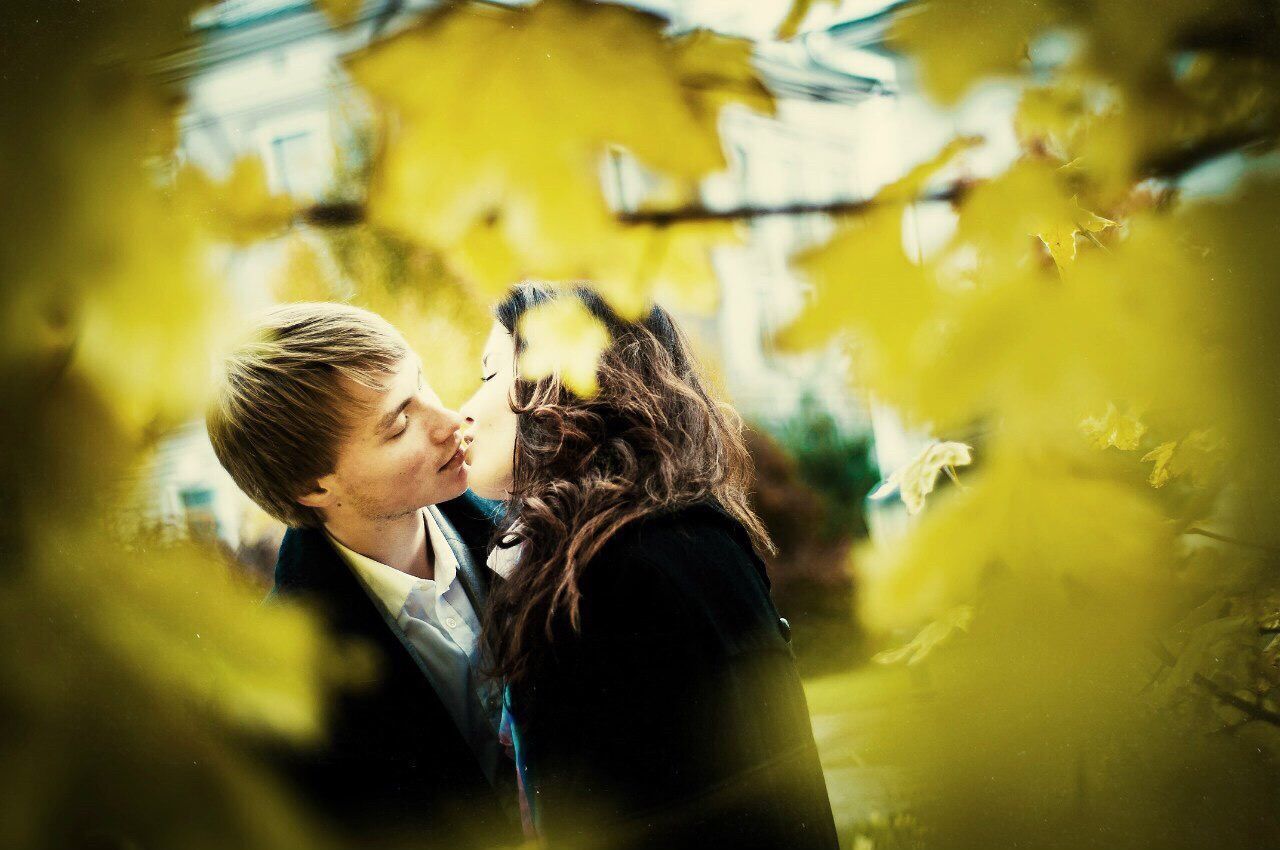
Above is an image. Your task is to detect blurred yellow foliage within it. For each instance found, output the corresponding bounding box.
[517,296,612,398]
[859,448,1178,632]
[359,278,491,409]
[1079,401,1148,451]
[347,0,769,317]
[316,0,363,28]
[1141,428,1222,489]
[176,157,297,247]
[277,229,491,407]
[5,0,1280,845]
[0,3,338,846]
[871,440,972,515]
[954,157,1114,270]
[779,136,978,353]
[775,0,841,40]
[872,604,973,666]
[786,1,1280,844]
[889,0,1055,105]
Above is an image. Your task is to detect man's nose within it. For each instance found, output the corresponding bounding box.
[426,403,466,444]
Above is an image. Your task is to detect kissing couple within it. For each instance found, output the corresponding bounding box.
[208,283,838,850]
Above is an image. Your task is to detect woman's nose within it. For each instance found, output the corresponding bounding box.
[458,390,478,423]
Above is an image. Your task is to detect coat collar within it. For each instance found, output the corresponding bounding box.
[270,499,504,789]
[272,495,494,620]
[427,503,487,614]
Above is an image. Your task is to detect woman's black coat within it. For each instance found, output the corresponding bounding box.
[510,502,840,850]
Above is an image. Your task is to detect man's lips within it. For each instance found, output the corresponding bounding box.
[439,441,465,472]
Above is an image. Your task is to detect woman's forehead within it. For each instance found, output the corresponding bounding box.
[483,323,514,356]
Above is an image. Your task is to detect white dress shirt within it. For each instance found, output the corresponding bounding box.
[327,508,502,782]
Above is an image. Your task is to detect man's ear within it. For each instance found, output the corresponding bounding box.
[296,473,336,510]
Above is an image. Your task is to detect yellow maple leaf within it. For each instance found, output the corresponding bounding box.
[873,604,975,666]
[768,0,839,40]
[779,138,980,355]
[275,235,346,303]
[348,0,767,318]
[879,135,983,204]
[1142,440,1180,488]
[859,456,1177,632]
[275,229,490,407]
[176,156,296,246]
[1042,195,1114,267]
[673,29,777,124]
[451,215,527,301]
[956,158,1114,272]
[517,295,612,397]
[829,163,1224,443]
[888,0,1057,106]
[593,219,734,318]
[1015,83,1091,162]
[1079,401,1147,451]
[775,0,840,40]
[358,276,490,409]
[316,0,363,28]
[783,205,935,354]
[40,93,244,436]
[872,440,974,514]
[1141,429,1221,489]
[774,0,816,41]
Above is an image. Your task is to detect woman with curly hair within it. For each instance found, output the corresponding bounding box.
[459,283,837,850]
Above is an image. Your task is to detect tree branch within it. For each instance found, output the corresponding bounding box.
[296,125,1274,231]
[1185,526,1280,555]
[1148,639,1280,728]
[615,184,969,226]
[301,201,366,227]
[1140,131,1277,181]
[299,184,969,230]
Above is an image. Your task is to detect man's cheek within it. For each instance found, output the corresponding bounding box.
[400,447,428,478]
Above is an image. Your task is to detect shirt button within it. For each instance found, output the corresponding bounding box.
[446,617,458,629]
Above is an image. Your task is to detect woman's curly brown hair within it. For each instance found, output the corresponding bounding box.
[481,283,773,693]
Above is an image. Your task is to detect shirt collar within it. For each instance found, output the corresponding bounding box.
[485,540,522,579]
[325,508,460,615]
[484,520,522,579]
[424,507,460,597]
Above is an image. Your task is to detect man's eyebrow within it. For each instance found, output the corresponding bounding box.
[481,352,490,370]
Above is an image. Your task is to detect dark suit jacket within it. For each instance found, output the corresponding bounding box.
[265,492,519,849]
[509,502,840,850]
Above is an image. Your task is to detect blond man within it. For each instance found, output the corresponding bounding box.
[208,302,518,848]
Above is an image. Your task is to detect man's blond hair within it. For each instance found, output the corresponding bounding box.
[207,301,408,529]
